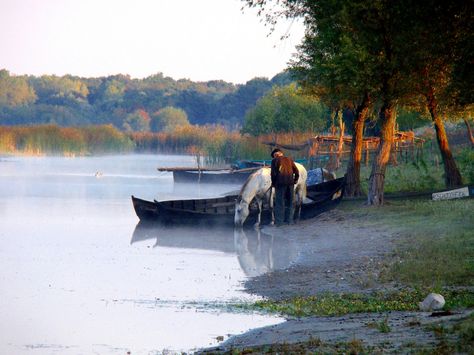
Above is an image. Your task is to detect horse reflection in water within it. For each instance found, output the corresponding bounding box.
[234,228,271,277]
[234,228,298,276]
[131,222,297,277]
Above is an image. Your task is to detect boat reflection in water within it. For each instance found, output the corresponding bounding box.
[131,223,298,277]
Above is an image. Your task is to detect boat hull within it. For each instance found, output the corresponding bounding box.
[173,170,255,184]
[132,177,345,226]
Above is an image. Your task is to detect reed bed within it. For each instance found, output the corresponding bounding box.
[0,125,133,155]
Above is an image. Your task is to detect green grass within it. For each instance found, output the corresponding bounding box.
[342,198,474,288]
[350,146,473,194]
[367,316,392,333]
[238,289,474,318]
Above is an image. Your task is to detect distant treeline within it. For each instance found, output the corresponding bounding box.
[0,69,293,130]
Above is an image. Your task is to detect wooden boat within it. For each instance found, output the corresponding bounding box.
[168,162,322,184]
[232,158,308,170]
[158,166,260,184]
[131,177,345,225]
[172,167,258,184]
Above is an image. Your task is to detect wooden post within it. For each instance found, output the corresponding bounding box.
[326,144,337,172]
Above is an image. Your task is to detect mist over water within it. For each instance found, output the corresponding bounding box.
[0,155,288,354]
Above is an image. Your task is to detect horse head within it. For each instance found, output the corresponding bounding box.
[234,195,250,227]
[234,168,269,227]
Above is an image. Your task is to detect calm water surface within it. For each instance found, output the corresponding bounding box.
[0,155,291,354]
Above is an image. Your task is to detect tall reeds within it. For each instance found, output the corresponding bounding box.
[0,124,133,155]
[0,123,321,162]
[129,126,315,164]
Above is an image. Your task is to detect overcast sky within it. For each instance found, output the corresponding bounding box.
[0,0,305,83]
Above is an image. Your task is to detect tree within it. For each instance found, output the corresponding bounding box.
[150,106,189,133]
[246,0,405,203]
[400,0,473,187]
[0,69,37,106]
[122,109,150,132]
[243,0,473,202]
[289,0,376,197]
[243,84,329,135]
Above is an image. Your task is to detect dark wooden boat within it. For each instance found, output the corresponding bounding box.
[131,177,345,226]
[172,168,257,184]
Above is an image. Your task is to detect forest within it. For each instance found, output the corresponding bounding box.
[0,69,295,129]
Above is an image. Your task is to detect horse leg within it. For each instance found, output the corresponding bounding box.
[269,187,275,225]
[295,187,302,222]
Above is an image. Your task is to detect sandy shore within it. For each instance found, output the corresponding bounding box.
[199,206,472,352]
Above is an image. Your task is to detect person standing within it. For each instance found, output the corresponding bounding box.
[270,148,299,226]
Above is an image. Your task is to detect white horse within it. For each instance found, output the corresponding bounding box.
[234,163,307,227]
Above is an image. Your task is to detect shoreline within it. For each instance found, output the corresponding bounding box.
[200,200,474,353]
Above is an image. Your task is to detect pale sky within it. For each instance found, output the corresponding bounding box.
[0,0,305,83]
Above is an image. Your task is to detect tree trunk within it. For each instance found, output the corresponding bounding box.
[426,89,463,187]
[463,117,474,147]
[345,93,370,197]
[367,102,396,205]
[336,111,345,169]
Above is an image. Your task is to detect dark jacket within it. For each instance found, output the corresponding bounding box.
[271,156,299,186]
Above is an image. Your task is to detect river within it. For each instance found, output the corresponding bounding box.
[0,154,290,354]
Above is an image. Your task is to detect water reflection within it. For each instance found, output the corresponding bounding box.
[0,155,287,353]
[132,223,298,277]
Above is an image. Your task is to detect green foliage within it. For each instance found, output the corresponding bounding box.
[122,109,151,132]
[0,69,37,106]
[243,84,330,135]
[0,70,289,129]
[30,74,89,104]
[457,148,474,184]
[150,106,189,133]
[397,108,430,130]
[387,160,441,193]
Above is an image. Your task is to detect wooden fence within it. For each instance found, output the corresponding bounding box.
[262,131,425,172]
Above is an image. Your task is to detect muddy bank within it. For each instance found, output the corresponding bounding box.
[202,310,472,352]
[245,208,397,300]
[199,205,470,352]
